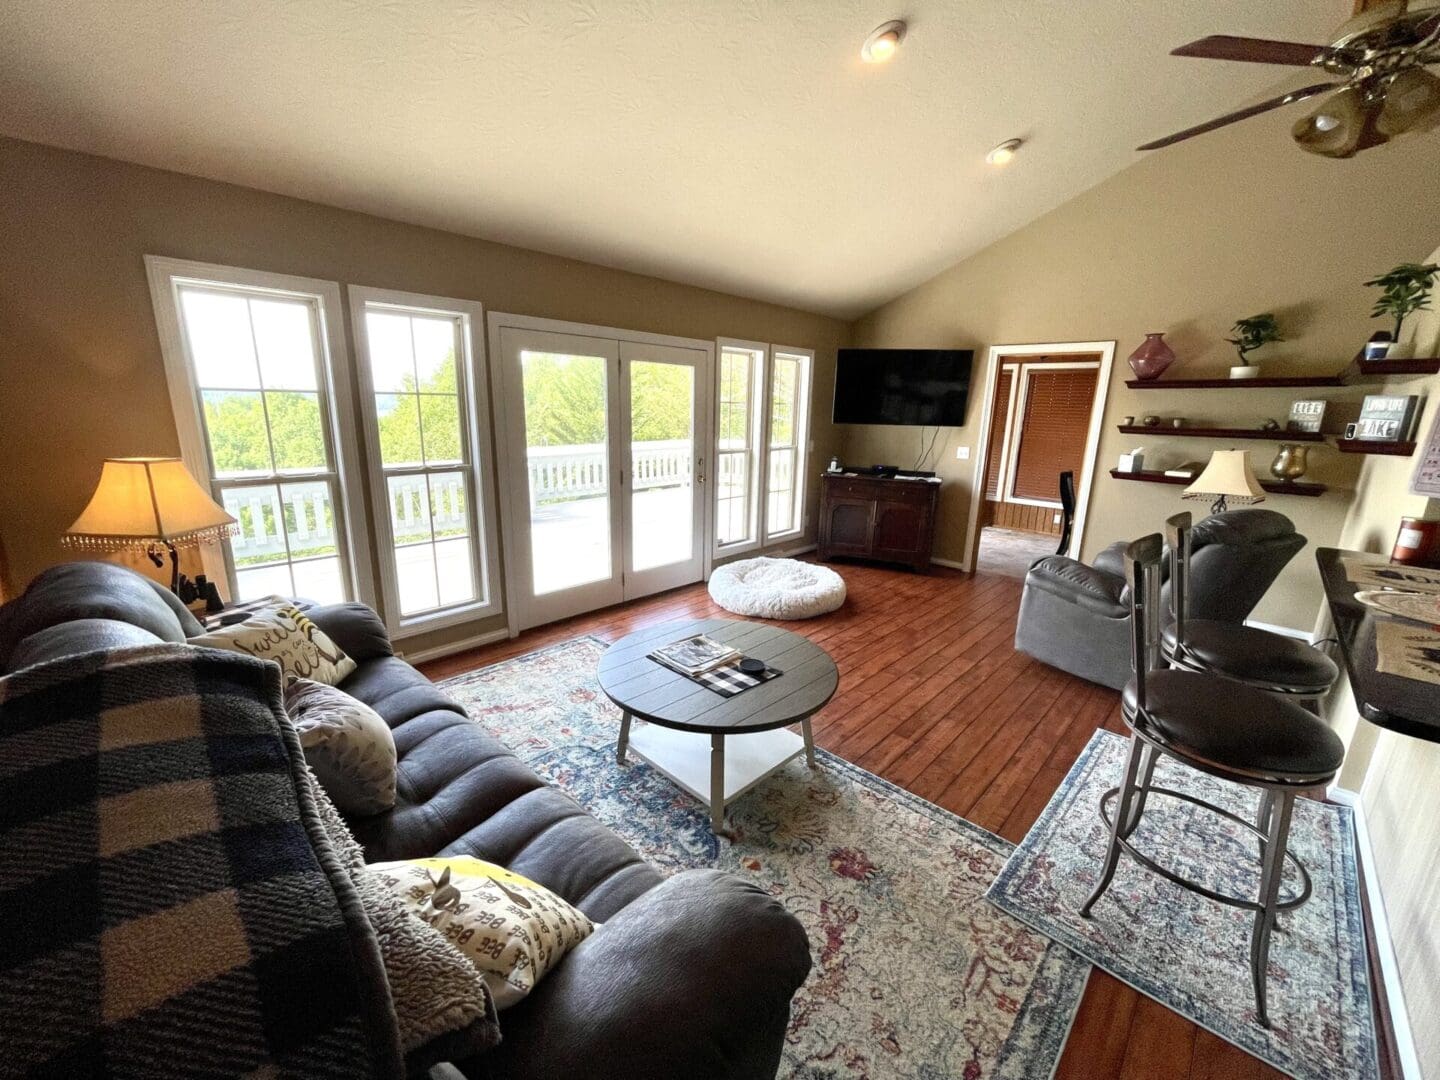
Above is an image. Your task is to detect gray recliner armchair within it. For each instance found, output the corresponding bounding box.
[1014,509,1306,689]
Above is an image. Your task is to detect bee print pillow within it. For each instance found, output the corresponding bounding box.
[368,856,596,1009]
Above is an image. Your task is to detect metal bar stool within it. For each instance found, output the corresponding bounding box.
[1080,534,1345,1028]
[1163,512,1339,710]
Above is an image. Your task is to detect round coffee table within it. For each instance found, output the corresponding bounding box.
[597,617,839,832]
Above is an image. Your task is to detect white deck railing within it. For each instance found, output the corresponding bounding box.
[526,439,692,508]
[222,441,698,563]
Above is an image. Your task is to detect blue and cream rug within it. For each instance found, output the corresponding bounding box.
[441,637,1089,1080]
[987,729,1377,1080]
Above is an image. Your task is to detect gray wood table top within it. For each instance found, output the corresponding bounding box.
[596,618,839,734]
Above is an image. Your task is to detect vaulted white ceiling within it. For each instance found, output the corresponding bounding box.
[0,1,1347,318]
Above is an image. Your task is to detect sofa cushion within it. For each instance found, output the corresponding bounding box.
[9,618,166,670]
[348,708,662,922]
[305,602,396,664]
[0,561,201,670]
[342,656,468,727]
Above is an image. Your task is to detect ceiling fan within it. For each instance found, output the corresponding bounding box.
[1139,0,1440,157]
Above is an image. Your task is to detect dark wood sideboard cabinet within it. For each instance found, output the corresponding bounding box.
[817,473,940,572]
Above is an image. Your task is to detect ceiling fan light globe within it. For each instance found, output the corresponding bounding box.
[1291,85,1368,157]
[1377,68,1440,136]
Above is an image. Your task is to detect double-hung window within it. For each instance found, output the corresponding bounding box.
[713,340,813,555]
[764,348,812,541]
[146,257,370,605]
[715,341,766,553]
[350,287,501,635]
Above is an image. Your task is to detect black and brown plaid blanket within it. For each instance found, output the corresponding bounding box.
[0,644,404,1078]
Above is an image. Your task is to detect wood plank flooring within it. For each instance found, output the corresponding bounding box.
[417,559,1317,1080]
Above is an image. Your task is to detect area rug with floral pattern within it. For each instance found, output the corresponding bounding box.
[986,729,1377,1080]
[439,636,1090,1080]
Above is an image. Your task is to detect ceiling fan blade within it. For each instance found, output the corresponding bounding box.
[1137,83,1337,151]
[1171,34,1331,66]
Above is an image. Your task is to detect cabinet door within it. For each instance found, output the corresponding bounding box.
[871,499,929,565]
[824,498,875,557]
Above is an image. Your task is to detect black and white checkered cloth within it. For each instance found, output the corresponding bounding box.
[0,643,403,1078]
[649,655,782,698]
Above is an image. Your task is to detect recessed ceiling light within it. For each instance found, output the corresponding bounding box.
[861,20,906,63]
[986,138,1024,166]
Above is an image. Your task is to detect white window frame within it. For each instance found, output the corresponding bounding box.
[349,286,503,637]
[1002,360,1102,509]
[762,346,813,543]
[713,338,768,557]
[144,255,374,607]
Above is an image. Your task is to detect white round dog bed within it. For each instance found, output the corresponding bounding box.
[707,558,846,620]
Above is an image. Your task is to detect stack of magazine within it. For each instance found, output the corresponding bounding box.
[647,634,740,676]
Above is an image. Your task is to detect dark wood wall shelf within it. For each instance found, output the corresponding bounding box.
[1334,439,1416,456]
[1108,469,1327,497]
[1125,375,1345,390]
[1355,357,1440,377]
[1317,548,1440,744]
[1117,425,1324,442]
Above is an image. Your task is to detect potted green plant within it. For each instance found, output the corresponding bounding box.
[1226,313,1283,379]
[1364,262,1439,360]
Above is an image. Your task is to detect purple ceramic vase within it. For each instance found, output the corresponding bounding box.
[1127,332,1176,381]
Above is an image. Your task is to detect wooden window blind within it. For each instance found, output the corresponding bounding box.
[984,368,1013,499]
[1011,368,1098,503]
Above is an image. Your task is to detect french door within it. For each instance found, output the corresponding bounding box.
[496,325,710,631]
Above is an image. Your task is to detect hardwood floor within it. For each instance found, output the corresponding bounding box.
[419,560,1294,1080]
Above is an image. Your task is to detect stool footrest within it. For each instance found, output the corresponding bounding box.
[1098,785,1313,912]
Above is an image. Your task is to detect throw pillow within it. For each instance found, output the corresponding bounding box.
[370,856,596,1010]
[284,678,397,815]
[302,768,500,1070]
[192,602,357,684]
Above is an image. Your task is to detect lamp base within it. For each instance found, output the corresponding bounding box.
[146,540,181,594]
[1210,494,1229,515]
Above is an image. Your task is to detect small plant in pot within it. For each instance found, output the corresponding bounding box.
[1226,313,1283,379]
[1364,262,1439,361]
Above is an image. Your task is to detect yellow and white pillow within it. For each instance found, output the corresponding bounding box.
[192,602,357,685]
[369,857,595,1009]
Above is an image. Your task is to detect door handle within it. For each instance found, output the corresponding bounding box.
[696,456,705,484]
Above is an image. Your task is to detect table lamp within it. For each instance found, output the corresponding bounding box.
[1183,449,1266,515]
[63,457,237,594]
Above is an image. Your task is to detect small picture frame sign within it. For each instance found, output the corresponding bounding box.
[1413,405,1440,498]
[1287,399,1326,433]
[1355,394,1421,443]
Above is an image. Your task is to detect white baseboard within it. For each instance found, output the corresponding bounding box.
[397,626,510,665]
[773,542,817,558]
[1243,618,1309,641]
[930,556,967,570]
[1328,786,1421,1079]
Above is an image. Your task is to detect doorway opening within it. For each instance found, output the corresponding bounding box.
[968,342,1115,578]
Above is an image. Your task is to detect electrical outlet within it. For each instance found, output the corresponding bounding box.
[1053,513,1062,524]
[956,446,970,460]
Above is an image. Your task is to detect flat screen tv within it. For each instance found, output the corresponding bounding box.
[832,348,973,426]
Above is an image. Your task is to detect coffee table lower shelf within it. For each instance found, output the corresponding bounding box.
[621,718,816,833]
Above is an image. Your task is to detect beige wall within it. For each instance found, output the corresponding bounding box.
[846,109,1440,629]
[1323,262,1439,1076]
[0,135,848,638]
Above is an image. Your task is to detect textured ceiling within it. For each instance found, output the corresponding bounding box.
[0,1,1348,318]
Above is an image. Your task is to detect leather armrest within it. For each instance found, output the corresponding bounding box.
[303,602,394,663]
[463,869,811,1080]
[1090,541,1129,579]
[1024,556,1129,618]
